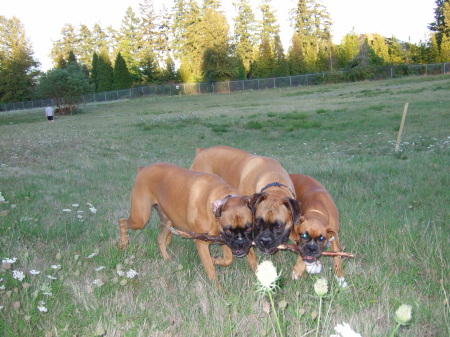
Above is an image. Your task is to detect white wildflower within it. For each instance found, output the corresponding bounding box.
[89,207,97,214]
[255,260,279,291]
[87,252,97,259]
[117,270,125,277]
[0,305,3,310]
[126,269,139,279]
[0,192,6,203]
[12,270,25,282]
[50,265,61,270]
[330,322,362,337]
[395,304,413,325]
[92,279,104,287]
[37,302,48,313]
[77,215,83,219]
[314,278,328,297]
[95,266,106,272]
[2,258,17,264]
[29,270,40,275]
[72,204,79,207]
[47,275,57,280]
[43,292,52,296]
[62,209,72,213]
[0,285,5,290]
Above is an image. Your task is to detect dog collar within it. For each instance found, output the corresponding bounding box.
[260,182,296,198]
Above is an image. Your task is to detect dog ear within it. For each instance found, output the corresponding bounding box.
[241,196,252,207]
[283,198,302,225]
[249,193,267,213]
[211,196,231,218]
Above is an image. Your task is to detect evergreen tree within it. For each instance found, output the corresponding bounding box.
[96,48,113,92]
[439,33,450,61]
[0,16,39,102]
[233,0,257,77]
[288,32,307,74]
[78,24,94,67]
[273,35,289,76]
[386,37,404,64]
[113,52,132,89]
[140,53,159,83]
[200,4,232,82]
[92,24,108,52]
[429,0,450,46]
[50,24,79,67]
[91,52,99,91]
[253,35,275,78]
[55,53,67,69]
[160,54,178,82]
[117,7,142,81]
[337,30,360,68]
[368,34,389,65]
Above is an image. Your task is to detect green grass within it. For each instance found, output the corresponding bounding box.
[0,75,449,336]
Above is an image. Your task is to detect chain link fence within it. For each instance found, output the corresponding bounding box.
[2,62,449,112]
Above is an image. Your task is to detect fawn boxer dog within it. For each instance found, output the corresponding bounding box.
[289,174,347,287]
[118,162,257,287]
[190,146,302,254]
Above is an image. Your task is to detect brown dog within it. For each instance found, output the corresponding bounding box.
[118,162,258,287]
[190,146,302,254]
[289,174,347,287]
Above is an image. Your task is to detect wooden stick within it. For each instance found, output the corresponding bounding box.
[170,228,355,258]
[395,102,409,153]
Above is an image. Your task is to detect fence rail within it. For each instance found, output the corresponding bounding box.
[1,62,449,112]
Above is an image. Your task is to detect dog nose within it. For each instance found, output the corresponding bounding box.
[306,244,319,255]
[259,235,273,247]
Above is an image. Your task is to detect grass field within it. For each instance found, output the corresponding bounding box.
[0,75,449,336]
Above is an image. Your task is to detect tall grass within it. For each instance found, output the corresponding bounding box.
[0,75,449,336]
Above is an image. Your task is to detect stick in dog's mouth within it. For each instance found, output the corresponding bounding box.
[169,227,355,258]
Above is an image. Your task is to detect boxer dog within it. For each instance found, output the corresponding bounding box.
[289,174,347,287]
[118,162,257,287]
[190,146,301,254]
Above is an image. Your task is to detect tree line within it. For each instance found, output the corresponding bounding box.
[1,0,449,106]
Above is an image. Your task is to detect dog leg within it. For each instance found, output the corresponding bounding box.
[194,239,219,287]
[330,236,348,287]
[157,220,173,261]
[291,256,306,280]
[212,245,233,267]
[245,247,258,271]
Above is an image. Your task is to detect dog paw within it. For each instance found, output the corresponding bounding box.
[335,276,348,288]
[305,261,322,274]
[291,272,299,281]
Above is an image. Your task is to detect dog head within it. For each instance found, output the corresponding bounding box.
[293,215,336,263]
[212,195,253,258]
[250,192,302,254]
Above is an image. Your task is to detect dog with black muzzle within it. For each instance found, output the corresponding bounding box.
[190,146,302,255]
[119,162,257,287]
[289,174,347,287]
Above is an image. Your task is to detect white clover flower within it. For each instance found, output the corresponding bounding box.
[77,215,83,219]
[89,207,97,214]
[62,209,72,212]
[0,192,6,203]
[37,302,48,313]
[92,279,104,287]
[117,270,125,277]
[395,304,413,325]
[72,204,79,207]
[2,258,17,264]
[50,265,61,270]
[87,252,97,259]
[314,278,328,297]
[330,322,362,337]
[126,269,139,279]
[256,261,279,291]
[95,266,106,271]
[29,270,40,275]
[47,275,57,280]
[0,285,5,290]
[12,270,25,282]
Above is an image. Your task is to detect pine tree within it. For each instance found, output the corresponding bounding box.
[0,16,39,102]
[78,24,94,67]
[50,24,79,67]
[386,37,404,64]
[233,0,257,77]
[337,31,360,68]
[273,35,289,76]
[253,35,275,78]
[117,7,142,81]
[91,52,99,91]
[113,52,132,89]
[96,48,113,92]
[429,0,450,46]
[288,32,307,74]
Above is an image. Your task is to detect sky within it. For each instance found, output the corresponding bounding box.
[1,0,436,71]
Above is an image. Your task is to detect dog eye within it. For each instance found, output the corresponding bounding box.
[301,233,309,240]
[275,223,285,230]
[246,227,252,232]
[225,229,232,235]
[318,235,326,242]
